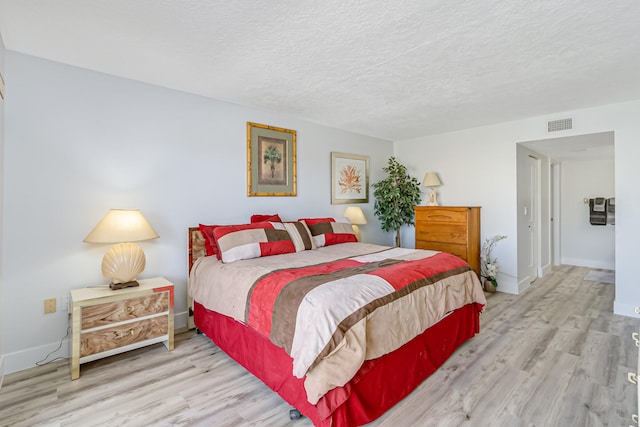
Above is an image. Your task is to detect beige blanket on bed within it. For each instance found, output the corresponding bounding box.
[189,242,485,404]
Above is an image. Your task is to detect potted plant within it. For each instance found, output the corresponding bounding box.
[481,234,507,292]
[372,157,422,247]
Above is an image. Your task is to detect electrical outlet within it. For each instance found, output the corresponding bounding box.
[58,295,70,312]
[44,298,57,314]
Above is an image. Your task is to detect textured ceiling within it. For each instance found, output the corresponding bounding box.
[521,132,614,161]
[1,0,639,141]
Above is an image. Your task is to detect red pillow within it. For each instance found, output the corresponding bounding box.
[297,217,335,225]
[213,222,295,263]
[299,217,357,247]
[250,214,282,223]
[198,223,222,259]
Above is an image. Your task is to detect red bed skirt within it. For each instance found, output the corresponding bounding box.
[194,301,482,426]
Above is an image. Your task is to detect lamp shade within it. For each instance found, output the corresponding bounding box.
[422,172,442,188]
[84,209,159,243]
[343,206,367,225]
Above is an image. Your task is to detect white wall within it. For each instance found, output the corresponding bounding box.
[394,99,640,318]
[0,32,5,386]
[1,52,394,374]
[560,159,615,269]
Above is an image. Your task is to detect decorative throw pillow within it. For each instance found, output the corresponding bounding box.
[283,222,316,252]
[298,217,357,248]
[213,222,296,263]
[250,214,282,223]
[198,223,222,259]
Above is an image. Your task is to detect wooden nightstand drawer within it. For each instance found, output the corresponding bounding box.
[80,317,169,357]
[415,223,467,244]
[415,207,468,223]
[81,292,169,329]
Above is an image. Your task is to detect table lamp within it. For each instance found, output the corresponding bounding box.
[343,206,367,241]
[84,209,159,289]
[422,172,442,206]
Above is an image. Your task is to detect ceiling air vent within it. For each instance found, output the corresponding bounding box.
[547,118,572,132]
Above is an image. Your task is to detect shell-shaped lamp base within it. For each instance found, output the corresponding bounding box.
[101,242,146,284]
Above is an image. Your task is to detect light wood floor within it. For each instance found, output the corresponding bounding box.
[1,265,638,426]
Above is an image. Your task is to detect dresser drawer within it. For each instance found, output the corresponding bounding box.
[416,240,467,260]
[80,317,168,357]
[415,207,468,223]
[81,291,169,330]
[415,223,467,244]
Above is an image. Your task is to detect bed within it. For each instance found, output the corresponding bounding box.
[187,218,486,426]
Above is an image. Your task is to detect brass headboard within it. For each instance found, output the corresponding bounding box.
[188,227,206,273]
[187,227,206,329]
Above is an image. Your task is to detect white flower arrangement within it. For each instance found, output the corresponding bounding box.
[481,234,507,286]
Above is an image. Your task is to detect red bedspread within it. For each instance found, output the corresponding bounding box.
[190,243,486,404]
[194,301,483,426]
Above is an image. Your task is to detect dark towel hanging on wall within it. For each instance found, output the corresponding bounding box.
[607,197,615,225]
[589,198,607,225]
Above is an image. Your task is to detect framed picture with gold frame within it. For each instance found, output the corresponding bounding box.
[331,152,369,204]
[247,122,297,197]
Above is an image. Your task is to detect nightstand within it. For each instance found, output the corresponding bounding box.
[70,277,174,380]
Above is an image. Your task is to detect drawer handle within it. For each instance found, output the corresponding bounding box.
[632,414,638,424]
[633,332,639,347]
[114,329,135,339]
[628,372,637,384]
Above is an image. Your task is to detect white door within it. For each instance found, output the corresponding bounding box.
[527,155,539,282]
[550,162,561,266]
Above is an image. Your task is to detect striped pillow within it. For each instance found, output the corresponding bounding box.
[213,222,295,263]
[299,217,357,248]
[283,222,316,252]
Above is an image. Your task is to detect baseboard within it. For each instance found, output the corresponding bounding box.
[493,274,525,295]
[614,300,640,319]
[0,355,5,390]
[174,310,188,331]
[561,257,615,270]
[540,263,553,277]
[3,339,71,375]
[3,310,189,375]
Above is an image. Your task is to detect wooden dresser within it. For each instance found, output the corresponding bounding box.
[70,277,174,379]
[414,206,481,277]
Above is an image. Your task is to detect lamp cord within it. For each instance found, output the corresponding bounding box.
[35,324,71,366]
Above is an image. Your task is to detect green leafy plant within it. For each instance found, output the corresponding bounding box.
[372,157,422,247]
[263,145,282,178]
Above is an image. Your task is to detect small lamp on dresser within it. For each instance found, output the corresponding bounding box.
[343,206,367,242]
[422,172,442,206]
[84,209,159,290]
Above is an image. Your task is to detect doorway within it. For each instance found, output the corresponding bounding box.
[518,131,615,289]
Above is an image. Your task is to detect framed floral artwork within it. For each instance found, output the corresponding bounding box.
[247,122,297,196]
[331,152,369,204]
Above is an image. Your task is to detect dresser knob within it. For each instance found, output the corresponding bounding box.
[633,332,639,347]
[628,372,637,384]
[114,329,135,339]
[632,413,638,424]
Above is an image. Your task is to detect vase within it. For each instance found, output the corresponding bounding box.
[484,279,497,293]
